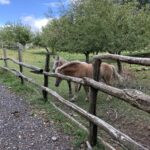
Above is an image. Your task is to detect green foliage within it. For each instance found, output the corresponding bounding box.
[106,2,150,54]
[0,22,33,48]
[42,0,150,58]
[42,20,61,54]
[32,32,45,47]
[42,0,114,62]
[14,24,32,46]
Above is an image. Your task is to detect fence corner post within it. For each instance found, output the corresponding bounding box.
[88,58,101,147]
[18,44,24,85]
[42,48,50,102]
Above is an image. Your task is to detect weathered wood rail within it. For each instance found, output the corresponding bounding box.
[44,72,150,113]
[94,54,150,66]
[0,47,150,150]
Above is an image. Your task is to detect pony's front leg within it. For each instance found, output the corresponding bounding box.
[67,81,73,99]
[69,83,80,102]
[83,86,89,101]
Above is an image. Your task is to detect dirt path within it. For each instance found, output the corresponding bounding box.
[0,84,73,150]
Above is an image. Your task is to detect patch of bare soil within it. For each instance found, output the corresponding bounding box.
[107,68,150,149]
[105,109,150,149]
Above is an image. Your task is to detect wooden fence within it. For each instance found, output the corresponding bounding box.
[0,47,150,150]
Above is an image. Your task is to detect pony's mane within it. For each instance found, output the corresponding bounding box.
[59,57,68,63]
[56,61,87,73]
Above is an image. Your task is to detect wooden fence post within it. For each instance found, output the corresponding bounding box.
[42,49,50,101]
[2,44,8,67]
[18,45,24,84]
[89,58,101,147]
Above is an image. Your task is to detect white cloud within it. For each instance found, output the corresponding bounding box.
[43,0,79,7]
[43,2,63,8]
[21,16,51,32]
[0,23,3,26]
[67,0,79,3]
[0,0,10,5]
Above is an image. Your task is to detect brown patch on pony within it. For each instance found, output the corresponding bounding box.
[56,61,82,71]
[56,61,121,85]
[55,61,123,101]
[56,61,92,78]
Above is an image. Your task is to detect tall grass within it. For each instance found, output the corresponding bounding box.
[0,48,150,149]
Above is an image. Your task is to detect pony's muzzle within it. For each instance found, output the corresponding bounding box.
[55,78,61,87]
[55,82,59,87]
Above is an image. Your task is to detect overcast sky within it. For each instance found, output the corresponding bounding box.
[0,0,72,31]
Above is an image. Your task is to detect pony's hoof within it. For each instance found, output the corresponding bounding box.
[70,97,76,102]
[69,95,73,99]
[85,98,89,102]
[106,95,112,101]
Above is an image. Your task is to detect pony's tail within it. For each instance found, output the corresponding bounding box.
[112,66,123,83]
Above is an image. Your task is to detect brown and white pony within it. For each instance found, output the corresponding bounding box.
[55,61,123,101]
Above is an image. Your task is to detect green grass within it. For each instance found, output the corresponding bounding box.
[0,48,150,149]
[0,69,90,149]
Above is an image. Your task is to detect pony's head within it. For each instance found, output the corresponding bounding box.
[52,56,67,72]
[54,61,83,87]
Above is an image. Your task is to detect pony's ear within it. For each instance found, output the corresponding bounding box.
[56,56,60,60]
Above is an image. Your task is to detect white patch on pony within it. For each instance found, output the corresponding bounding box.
[55,67,60,73]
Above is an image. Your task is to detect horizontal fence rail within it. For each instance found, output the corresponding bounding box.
[0,48,150,150]
[0,57,43,73]
[0,67,148,150]
[44,72,150,114]
[94,54,150,66]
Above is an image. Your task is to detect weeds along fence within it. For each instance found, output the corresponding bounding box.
[0,47,150,150]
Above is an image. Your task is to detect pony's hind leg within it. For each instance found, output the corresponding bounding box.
[76,84,82,92]
[103,78,113,100]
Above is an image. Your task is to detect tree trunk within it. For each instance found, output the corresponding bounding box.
[108,51,123,74]
[85,52,90,63]
[116,52,123,74]
[117,60,122,74]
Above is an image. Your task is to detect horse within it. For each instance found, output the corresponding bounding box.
[52,56,81,100]
[55,61,123,101]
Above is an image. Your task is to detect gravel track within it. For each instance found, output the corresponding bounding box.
[0,84,72,150]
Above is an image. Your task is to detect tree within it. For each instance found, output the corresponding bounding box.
[42,19,62,55]
[114,0,150,5]
[43,0,150,67]
[0,22,32,49]
[104,2,150,72]
[13,23,32,46]
[0,24,16,48]
[43,0,113,62]
[32,32,45,47]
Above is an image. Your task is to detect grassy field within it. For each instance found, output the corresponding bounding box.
[0,48,150,149]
